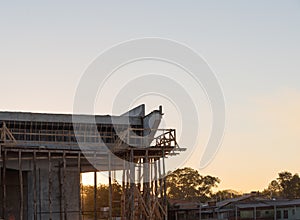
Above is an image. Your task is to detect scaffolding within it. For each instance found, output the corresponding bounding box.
[0,112,182,220]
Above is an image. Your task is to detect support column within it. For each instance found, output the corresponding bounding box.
[158,158,163,205]
[48,152,52,220]
[121,159,126,220]
[19,150,23,220]
[2,149,6,219]
[154,159,158,198]
[78,153,82,220]
[125,153,130,219]
[162,148,167,220]
[108,153,112,220]
[33,151,37,220]
[129,149,135,220]
[94,171,97,220]
[144,150,150,218]
[38,168,42,220]
[63,152,67,220]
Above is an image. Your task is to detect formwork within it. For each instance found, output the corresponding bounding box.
[0,105,182,220]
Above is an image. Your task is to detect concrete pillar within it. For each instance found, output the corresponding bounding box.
[27,159,81,220]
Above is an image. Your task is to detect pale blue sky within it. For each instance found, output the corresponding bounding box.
[1,1,300,191]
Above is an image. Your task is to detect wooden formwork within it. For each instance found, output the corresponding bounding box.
[0,120,181,220]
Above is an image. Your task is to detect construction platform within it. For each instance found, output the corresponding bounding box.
[0,104,183,220]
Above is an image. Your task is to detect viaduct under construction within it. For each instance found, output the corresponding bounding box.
[0,104,182,220]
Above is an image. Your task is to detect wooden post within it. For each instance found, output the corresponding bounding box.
[33,151,37,220]
[39,168,42,220]
[129,149,135,220]
[19,150,23,220]
[2,149,6,219]
[158,158,163,201]
[94,171,97,220]
[108,153,113,220]
[78,153,82,220]
[137,159,141,191]
[126,153,130,209]
[59,163,63,220]
[162,148,167,220]
[63,151,67,220]
[0,157,1,218]
[137,159,142,219]
[144,150,150,217]
[48,152,52,220]
[154,160,158,197]
[121,159,126,220]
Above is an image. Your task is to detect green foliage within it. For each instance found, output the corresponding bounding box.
[82,180,122,218]
[165,167,220,202]
[213,189,241,201]
[263,171,300,199]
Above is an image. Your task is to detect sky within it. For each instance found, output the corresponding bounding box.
[0,1,300,192]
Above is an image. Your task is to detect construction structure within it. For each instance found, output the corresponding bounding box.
[0,104,182,220]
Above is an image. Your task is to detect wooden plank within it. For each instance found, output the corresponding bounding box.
[134,186,149,218]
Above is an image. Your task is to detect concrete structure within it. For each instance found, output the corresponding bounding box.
[0,105,181,220]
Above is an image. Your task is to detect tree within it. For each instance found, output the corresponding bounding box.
[263,180,281,198]
[165,167,220,201]
[213,189,241,201]
[82,180,122,218]
[277,171,300,198]
[263,171,300,199]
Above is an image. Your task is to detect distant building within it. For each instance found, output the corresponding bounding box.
[168,194,300,220]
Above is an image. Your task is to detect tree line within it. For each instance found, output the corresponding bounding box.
[81,167,300,216]
[262,171,300,199]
